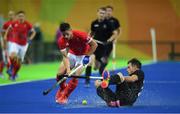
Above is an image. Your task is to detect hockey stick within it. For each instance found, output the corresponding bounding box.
[42,64,85,96]
[112,42,116,71]
[94,39,105,45]
[61,74,103,80]
[94,39,112,45]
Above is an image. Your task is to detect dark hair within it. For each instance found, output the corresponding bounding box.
[16,11,25,15]
[128,58,142,69]
[59,22,71,32]
[97,7,106,12]
[106,5,114,10]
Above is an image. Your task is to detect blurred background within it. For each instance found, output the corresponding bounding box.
[1,0,179,63]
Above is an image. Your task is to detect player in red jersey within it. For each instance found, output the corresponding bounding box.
[0,11,15,78]
[2,11,16,43]
[4,11,36,80]
[55,22,97,104]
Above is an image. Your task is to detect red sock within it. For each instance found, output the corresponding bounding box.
[12,60,21,76]
[63,78,78,97]
[0,61,4,74]
[6,58,12,70]
[7,58,14,70]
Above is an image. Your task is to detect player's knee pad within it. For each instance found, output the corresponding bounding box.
[117,72,125,82]
[99,62,108,75]
[100,57,108,65]
[109,74,122,85]
[100,57,108,63]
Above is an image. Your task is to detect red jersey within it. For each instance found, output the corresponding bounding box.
[58,30,92,55]
[11,20,32,45]
[2,20,14,42]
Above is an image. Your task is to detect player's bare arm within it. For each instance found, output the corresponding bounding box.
[107,29,119,42]
[29,28,36,40]
[4,26,11,41]
[86,39,97,56]
[61,49,71,74]
[3,26,12,49]
[88,30,92,36]
[124,75,138,82]
[88,30,95,37]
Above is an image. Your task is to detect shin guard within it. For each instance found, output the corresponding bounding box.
[109,74,122,85]
[64,78,78,97]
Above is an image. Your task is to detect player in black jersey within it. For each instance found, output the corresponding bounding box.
[105,5,120,35]
[105,5,121,74]
[85,7,119,86]
[95,58,145,107]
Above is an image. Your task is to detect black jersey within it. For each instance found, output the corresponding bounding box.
[91,19,114,42]
[128,70,145,95]
[107,17,120,31]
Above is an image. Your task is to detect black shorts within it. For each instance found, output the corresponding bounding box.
[96,82,138,106]
[94,42,113,62]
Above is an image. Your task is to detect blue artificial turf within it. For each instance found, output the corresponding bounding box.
[0,61,180,113]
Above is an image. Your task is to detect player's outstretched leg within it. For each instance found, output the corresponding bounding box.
[12,58,21,80]
[6,53,16,80]
[55,74,67,102]
[57,78,78,104]
[96,80,121,107]
[6,59,14,80]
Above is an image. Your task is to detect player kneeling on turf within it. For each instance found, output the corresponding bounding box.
[95,58,145,107]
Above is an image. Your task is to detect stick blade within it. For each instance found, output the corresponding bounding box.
[43,90,49,96]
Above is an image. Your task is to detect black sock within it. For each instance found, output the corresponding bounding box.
[99,62,107,75]
[85,66,92,84]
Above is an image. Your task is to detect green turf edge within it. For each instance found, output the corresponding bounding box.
[0,59,152,85]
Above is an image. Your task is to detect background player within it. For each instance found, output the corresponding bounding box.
[105,5,121,69]
[105,5,121,41]
[0,11,15,78]
[4,11,36,80]
[95,58,144,107]
[85,7,119,86]
[56,22,97,104]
